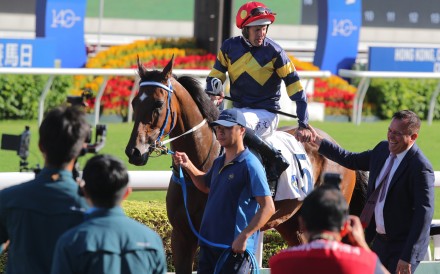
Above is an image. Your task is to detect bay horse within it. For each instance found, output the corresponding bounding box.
[125,56,367,273]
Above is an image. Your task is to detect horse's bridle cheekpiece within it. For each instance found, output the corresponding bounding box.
[138,79,207,157]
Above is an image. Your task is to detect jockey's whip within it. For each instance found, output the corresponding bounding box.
[206,91,298,119]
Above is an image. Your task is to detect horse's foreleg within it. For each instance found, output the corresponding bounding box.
[171,227,198,274]
[167,183,198,274]
[275,215,303,246]
[261,199,302,231]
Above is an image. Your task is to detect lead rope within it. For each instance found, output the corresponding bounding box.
[171,163,260,274]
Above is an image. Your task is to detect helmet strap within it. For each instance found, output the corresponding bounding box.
[242,27,249,39]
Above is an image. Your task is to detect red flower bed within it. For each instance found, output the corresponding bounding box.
[86,54,216,118]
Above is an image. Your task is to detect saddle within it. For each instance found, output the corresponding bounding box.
[260,131,314,201]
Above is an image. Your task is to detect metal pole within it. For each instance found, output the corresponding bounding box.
[97,0,105,52]
[94,76,109,126]
[427,81,440,126]
[38,75,55,126]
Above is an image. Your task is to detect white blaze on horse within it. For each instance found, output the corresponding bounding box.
[125,56,367,273]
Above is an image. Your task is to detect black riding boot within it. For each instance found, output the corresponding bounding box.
[244,128,289,193]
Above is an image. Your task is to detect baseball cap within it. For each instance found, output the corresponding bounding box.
[211,109,246,127]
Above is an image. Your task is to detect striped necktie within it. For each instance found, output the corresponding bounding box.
[359,154,396,228]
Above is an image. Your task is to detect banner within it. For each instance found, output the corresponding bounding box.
[313,0,362,74]
[36,0,87,68]
[369,47,440,72]
[0,39,56,68]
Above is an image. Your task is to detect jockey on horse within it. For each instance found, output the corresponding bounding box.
[206,1,315,201]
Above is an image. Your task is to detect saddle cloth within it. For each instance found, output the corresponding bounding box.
[265,131,314,201]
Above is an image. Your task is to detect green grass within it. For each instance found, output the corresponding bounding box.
[85,0,302,25]
[1,119,439,217]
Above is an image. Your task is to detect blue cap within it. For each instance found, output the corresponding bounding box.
[211,108,246,127]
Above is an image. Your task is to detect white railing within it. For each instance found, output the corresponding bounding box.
[1,170,440,267]
[338,69,440,125]
[0,68,332,126]
[3,170,440,189]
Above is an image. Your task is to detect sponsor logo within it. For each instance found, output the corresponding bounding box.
[332,19,358,37]
[51,9,81,28]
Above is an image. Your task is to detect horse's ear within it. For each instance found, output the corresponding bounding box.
[162,55,174,80]
[137,55,145,76]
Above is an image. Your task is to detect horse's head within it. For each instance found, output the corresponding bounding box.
[125,56,176,166]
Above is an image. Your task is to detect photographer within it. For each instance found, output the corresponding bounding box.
[269,181,389,274]
[0,106,90,274]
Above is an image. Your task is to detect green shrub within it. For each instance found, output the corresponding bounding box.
[122,200,288,271]
[365,78,440,120]
[0,75,73,119]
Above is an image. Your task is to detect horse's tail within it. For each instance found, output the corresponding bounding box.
[348,170,368,216]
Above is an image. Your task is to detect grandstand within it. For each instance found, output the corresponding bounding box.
[1,0,440,64]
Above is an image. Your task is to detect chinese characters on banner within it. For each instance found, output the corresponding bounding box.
[0,43,32,67]
[0,39,56,68]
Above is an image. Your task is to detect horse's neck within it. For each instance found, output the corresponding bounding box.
[171,90,217,170]
[173,89,205,136]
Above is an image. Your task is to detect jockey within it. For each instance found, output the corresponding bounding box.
[206,1,315,189]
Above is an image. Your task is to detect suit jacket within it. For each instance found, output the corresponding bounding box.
[318,139,434,263]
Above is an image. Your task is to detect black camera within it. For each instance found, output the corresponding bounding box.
[322,172,342,190]
[66,88,93,107]
[1,126,32,171]
[82,124,107,155]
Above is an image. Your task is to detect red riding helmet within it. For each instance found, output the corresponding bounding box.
[236,2,276,29]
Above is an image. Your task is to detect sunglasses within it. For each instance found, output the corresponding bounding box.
[250,7,274,17]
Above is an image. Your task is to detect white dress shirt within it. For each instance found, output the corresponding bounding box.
[374,146,412,234]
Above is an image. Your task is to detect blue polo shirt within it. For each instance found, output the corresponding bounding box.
[51,207,167,274]
[0,168,88,274]
[200,148,270,253]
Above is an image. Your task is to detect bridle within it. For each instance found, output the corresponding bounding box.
[138,79,213,163]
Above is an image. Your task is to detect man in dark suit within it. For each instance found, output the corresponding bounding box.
[308,110,434,274]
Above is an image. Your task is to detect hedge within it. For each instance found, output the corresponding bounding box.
[364,78,440,120]
[123,200,288,272]
[0,200,287,273]
[0,75,73,119]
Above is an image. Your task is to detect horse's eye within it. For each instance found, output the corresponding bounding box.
[154,100,164,109]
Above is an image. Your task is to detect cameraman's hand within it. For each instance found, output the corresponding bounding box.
[345,215,370,250]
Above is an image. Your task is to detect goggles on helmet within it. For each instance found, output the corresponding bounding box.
[241,7,275,28]
[250,7,273,17]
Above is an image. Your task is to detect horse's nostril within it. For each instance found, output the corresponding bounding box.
[132,148,141,158]
[126,147,141,158]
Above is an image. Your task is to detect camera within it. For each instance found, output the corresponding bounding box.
[82,124,107,155]
[1,126,32,172]
[322,172,342,190]
[1,88,107,173]
[66,88,93,108]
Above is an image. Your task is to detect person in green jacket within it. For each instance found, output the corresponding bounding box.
[51,154,167,274]
[0,105,90,274]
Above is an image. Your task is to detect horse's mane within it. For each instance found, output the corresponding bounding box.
[175,75,220,123]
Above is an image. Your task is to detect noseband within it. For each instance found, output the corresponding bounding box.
[138,79,208,156]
